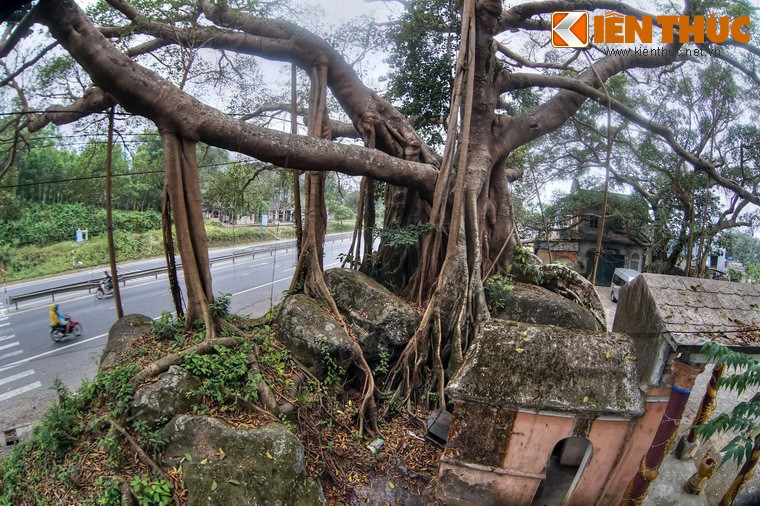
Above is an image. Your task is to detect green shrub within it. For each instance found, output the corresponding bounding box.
[130,475,173,506]
[151,311,183,341]
[182,343,261,403]
[210,293,232,318]
[484,275,514,311]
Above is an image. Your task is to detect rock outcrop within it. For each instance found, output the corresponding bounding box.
[275,294,354,378]
[130,366,203,428]
[324,268,420,360]
[99,314,152,370]
[494,284,602,331]
[160,417,325,506]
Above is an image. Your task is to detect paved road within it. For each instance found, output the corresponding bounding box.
[0,235,353,409]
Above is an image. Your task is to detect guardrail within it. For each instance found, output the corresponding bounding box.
[7,232,352,309]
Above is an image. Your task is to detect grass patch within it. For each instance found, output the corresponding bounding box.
[3,221,353,282]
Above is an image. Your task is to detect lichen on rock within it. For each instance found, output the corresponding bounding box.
[160,417,325,506]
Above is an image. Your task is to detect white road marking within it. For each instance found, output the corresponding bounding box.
[0,381,42,402]
[0,332,108,373]
[0,334,14,342]
[0,322,9,327]
[0,350,23,361]
[0,369,35,387]
[0,341,19,351]
[232,277,290,296]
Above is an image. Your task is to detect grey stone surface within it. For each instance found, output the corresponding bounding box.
[536,263,607,329]
[160,416,325,506]
[275,293,354,379]
[99,313,153,370]
[130,365,203,428]
[446,320,645,417]
[495,283,602,331]
[324,268,420,359]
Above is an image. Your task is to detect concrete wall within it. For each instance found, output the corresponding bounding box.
[437,406,665,505]
[597,389,670,504]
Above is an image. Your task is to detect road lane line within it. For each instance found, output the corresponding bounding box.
[0,350,23,361]
[232,277,290,296]
[0,381,42,402]
[0,341,19,351]
[0,332,108,373]
[8,277,168,315]
[0,369,35,387]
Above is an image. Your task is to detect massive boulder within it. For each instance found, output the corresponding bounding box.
[130,366,203,428]
[324,268,420,360]
[160,417,325,506]
[494,284,602,331]
[513,263,606,329]
[99,314,152,370]
[275,294,354,378]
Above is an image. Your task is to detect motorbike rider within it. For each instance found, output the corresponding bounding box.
[100,270,113,291]
[49,304,71,335]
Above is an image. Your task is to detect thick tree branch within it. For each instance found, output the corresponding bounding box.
[36,0,437,197]
[25,86,117,132]
[498,0,655,33]
[506,72,760,206]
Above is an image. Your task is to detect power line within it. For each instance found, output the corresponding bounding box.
[0,169,164,189]
[0,160,264,189]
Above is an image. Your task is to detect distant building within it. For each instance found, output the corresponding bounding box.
[679,243,728,275]
[534,180,647,286]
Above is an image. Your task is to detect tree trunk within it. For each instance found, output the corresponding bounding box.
[720,442,760,506]
[384,0,516,408]
[161,131,216,338]
[104,107,124,319]
[360,178,375,273]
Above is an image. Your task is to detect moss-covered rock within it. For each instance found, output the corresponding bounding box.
[99,313,152,370]
[160,417,325,506]
[446,320,644,417]
[275,294,354,378]
[494,284,602,331]
[540,264,605,326]
[324,268,420,360]
[130,366,203,428]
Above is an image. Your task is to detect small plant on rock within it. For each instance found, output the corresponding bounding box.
[130,475,173,506]
[484,274,514,312]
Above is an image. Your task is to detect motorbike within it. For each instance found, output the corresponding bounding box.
[95,281,113,300]
[50,315,83,342]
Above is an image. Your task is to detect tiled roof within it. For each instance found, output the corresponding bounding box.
[638,274,760,350]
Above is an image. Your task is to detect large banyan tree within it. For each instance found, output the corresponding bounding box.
[1,0,759,424]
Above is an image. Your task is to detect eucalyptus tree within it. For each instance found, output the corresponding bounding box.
[1,0,759,426]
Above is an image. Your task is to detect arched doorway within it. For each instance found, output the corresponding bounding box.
[531,437,593,506]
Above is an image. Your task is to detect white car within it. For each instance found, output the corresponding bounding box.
[610,268,640,303]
